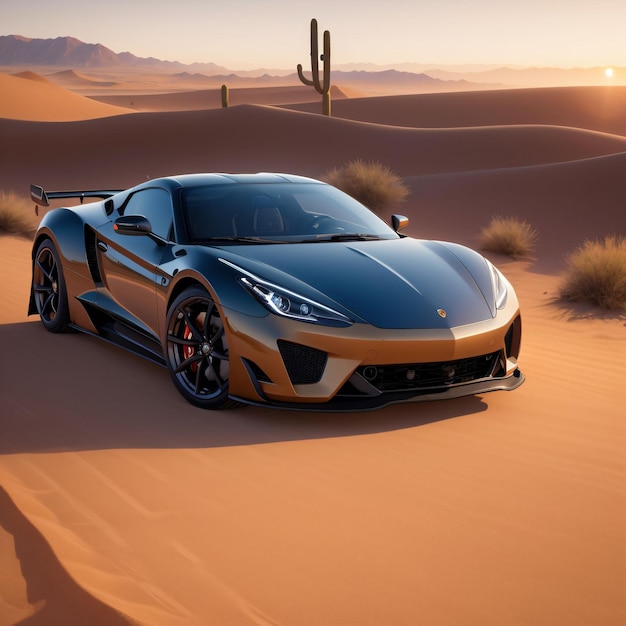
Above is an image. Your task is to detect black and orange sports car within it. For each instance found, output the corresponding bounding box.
[29,173,523,411]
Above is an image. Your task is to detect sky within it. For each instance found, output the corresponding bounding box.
[2,0,624,70]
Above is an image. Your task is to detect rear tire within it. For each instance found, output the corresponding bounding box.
[165,286,241,409]
[32,239,71,333]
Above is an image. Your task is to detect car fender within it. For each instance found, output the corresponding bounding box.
[30,206,108,329]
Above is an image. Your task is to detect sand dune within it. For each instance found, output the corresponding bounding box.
[287,86,626,136]
[91,84,347,112]
[405,151,626,270]
[47,68,119,88]
[0,72,133,121]
[38,67,307,97]
[1,73,625,625]
[39,67,349,111]
[3,105,626,188]
[12,70,52,83]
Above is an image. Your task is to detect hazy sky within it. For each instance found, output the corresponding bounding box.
[2,0,624,70]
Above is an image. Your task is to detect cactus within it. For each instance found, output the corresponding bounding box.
[297,18,331,116]
[221,84,229,108]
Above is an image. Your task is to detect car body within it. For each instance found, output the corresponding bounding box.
[29,173,523,411]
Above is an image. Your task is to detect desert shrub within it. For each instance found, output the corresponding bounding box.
[0,190,38,237]
[323,160,410,214]
[559,236,626,310]
[478,215,538,259]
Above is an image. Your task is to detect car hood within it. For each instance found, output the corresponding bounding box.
[222,238,496,329]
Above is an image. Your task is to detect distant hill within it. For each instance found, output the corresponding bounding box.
[157,69,487,93]
[330,69,489,94]
[0,34,229,73]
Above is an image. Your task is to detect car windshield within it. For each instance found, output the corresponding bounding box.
[181,182,399,243]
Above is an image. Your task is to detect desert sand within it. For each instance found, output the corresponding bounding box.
[0,70,625,626]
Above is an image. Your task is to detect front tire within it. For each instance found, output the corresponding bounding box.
[32,239,70,333]
[165,286,240,409]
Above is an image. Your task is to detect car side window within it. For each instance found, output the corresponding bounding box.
[123,188,173,240]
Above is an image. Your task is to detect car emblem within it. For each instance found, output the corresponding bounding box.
[437,308,447,318]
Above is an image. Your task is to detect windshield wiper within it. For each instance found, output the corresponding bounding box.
[304,233,382,242]
[205,236,288,244]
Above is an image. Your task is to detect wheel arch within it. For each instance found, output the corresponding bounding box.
[33,208,87,257]
[28,210,89,317]
[167,275,214,313]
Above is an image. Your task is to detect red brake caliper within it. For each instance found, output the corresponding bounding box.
[183,326,198,372]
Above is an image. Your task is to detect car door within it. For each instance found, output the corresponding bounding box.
[96,187,174,338]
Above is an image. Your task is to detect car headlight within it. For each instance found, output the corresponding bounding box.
[240,276,352,326]
[489,262,508,310]
[220,259,352,327]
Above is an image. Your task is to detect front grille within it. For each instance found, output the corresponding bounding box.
[356,351,501,392]
[277,340,328,385]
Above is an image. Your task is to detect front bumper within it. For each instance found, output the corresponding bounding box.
[224,297,524,411]
[232,367,525,412]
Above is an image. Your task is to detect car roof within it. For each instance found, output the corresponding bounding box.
[138,172,323,191]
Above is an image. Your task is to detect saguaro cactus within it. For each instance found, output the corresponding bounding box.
[297,18,331,116]
[221,84,229,108]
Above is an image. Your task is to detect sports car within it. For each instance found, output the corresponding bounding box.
[28,173,523,411]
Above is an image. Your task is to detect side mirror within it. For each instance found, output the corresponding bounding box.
[391,214,409,233]
[114,215,152,235]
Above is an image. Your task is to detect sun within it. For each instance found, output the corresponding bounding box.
[604,67,614,78]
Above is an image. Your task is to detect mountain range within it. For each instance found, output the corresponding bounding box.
[1,34,623,89]
[0,34,228,73]
[0,35,489,94]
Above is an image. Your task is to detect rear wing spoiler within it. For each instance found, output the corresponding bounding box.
[30,184,123,208]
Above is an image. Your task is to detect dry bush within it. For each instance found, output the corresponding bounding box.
[0,190,38,237]
[478,215,538,259]
[323,160,410,214]
[559,236,626,310]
